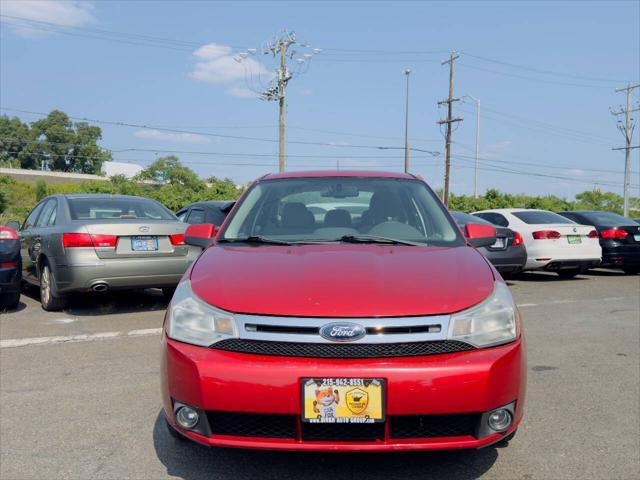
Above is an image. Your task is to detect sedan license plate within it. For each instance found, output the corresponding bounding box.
[634,234,640,242]
[567,235,582,244]
[302,378,384,423]
[131,236,158,251]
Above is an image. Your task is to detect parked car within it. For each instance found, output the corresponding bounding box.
[558,210,640,274]
[176,201,234,225]
[162,171,525,452]
[0,224,21,310]
[472,208,601,278]
[19,194,197,311]
[451,211,526,276]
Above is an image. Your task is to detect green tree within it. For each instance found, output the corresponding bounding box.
[574,190,624,214]
[0,189,6,214]
[136,155,203,189]
[35,179,48,201]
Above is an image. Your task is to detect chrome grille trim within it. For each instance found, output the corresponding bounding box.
[234,314,451,344]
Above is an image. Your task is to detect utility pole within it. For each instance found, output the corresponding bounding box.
[237,30,319,172]
[611,82,640,217]
[437,51,463,206]
[403,69,412,173]
[277,40,289,173]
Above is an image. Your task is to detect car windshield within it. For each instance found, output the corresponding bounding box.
[68,197,175,220]
[576,211,637,226]
[219,177,463,246]
[512,210,575,225]
[451,211,492,228]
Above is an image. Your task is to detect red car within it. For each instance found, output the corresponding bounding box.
[161,171,526,452]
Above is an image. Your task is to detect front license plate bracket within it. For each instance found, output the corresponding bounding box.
[301,378,385,423]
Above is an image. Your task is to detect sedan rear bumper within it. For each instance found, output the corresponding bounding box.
[53,256,191,292]
[161,334,526,451]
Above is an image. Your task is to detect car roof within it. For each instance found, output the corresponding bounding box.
[187,200,234,208]
[60,194,153,200]
[473,208,549,214]
[262,170,415,180]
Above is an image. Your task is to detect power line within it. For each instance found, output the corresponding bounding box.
[0,107,440,155]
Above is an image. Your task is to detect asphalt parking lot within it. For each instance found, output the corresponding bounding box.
[1,270,639,480]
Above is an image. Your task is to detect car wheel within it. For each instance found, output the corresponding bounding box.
[557,268,581,279]
[165,417,186,441]
[622,266,640,275]
[162,287,176,302]
[40,261,67,311]
[497,428,517,446]
[0,292,20,311]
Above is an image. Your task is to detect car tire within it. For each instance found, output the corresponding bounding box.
[40,261,67,311]
[557,268,581,279]
[165,417,186,441]
[497,428,517,446]
[162,287,176,302]
[622,266,640,275]
[0,292,20,311]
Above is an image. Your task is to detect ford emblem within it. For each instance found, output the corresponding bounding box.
[139,226,150,233]
[319,322,366,342]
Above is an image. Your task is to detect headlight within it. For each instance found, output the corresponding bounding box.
[448,282,518,348]
[166,280,238,347]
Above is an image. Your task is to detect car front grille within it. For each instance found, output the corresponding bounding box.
[210,339,475,358]
[205,411,480,441]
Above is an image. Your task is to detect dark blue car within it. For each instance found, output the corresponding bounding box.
[0,224,21,310]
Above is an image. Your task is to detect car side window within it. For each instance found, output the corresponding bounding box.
[186,209,205,224]
[22,202,45,230]
[36,199,57,228]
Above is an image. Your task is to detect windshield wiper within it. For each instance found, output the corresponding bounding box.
[337,234,424,246]
[219,235,294,246]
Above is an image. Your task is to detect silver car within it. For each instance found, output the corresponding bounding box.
[19,194,196,311]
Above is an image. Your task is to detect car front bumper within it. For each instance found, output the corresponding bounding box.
[161,334,526,451]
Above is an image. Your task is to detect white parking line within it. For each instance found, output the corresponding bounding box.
[0,328,162,349]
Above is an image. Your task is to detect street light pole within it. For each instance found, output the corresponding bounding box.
[466,94,481,198]
[403,69,412,174]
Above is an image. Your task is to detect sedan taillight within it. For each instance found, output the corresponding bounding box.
[62,233,118,248]
[601,228,628,240]
[587,230,599,239]
[532,230,561,240]
[0,227,18,240]
[512,232,524,246]
[169,234,185,246]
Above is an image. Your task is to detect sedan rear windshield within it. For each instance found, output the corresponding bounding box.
[68,198,175,220]
[512,211,575,225]
[220,177,463,246]
[451,211,492,228]
[575,211,638,226]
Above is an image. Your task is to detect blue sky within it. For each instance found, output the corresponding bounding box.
[1,0,639,198]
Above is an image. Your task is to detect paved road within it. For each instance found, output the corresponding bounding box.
[1,270,639,480]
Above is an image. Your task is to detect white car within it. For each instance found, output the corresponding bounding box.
[472,209,602,278]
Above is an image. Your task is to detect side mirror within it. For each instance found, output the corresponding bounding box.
[185,223,218,249]
[6,221,20,231]
[465,223,497,248]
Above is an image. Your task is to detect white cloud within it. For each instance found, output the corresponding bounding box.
[225,87,256,98]
[133,129,210,144]
[189,43,271,97]
[0,1,95,37]
[564,168,586,177]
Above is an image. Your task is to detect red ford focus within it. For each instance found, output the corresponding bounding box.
[161,171,526,451]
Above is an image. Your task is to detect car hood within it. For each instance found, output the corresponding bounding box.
[190,244,495,318]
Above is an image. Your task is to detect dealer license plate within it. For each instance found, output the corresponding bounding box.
[302,378,384,423]
[131,236,158,251]
[567,235,582,244]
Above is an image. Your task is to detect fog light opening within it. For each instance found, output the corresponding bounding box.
[175,406,199,430]
[487,408,512,432]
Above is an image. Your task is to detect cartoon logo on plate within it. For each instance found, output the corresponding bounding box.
[319,322,366,342]
[139,226,150,233]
